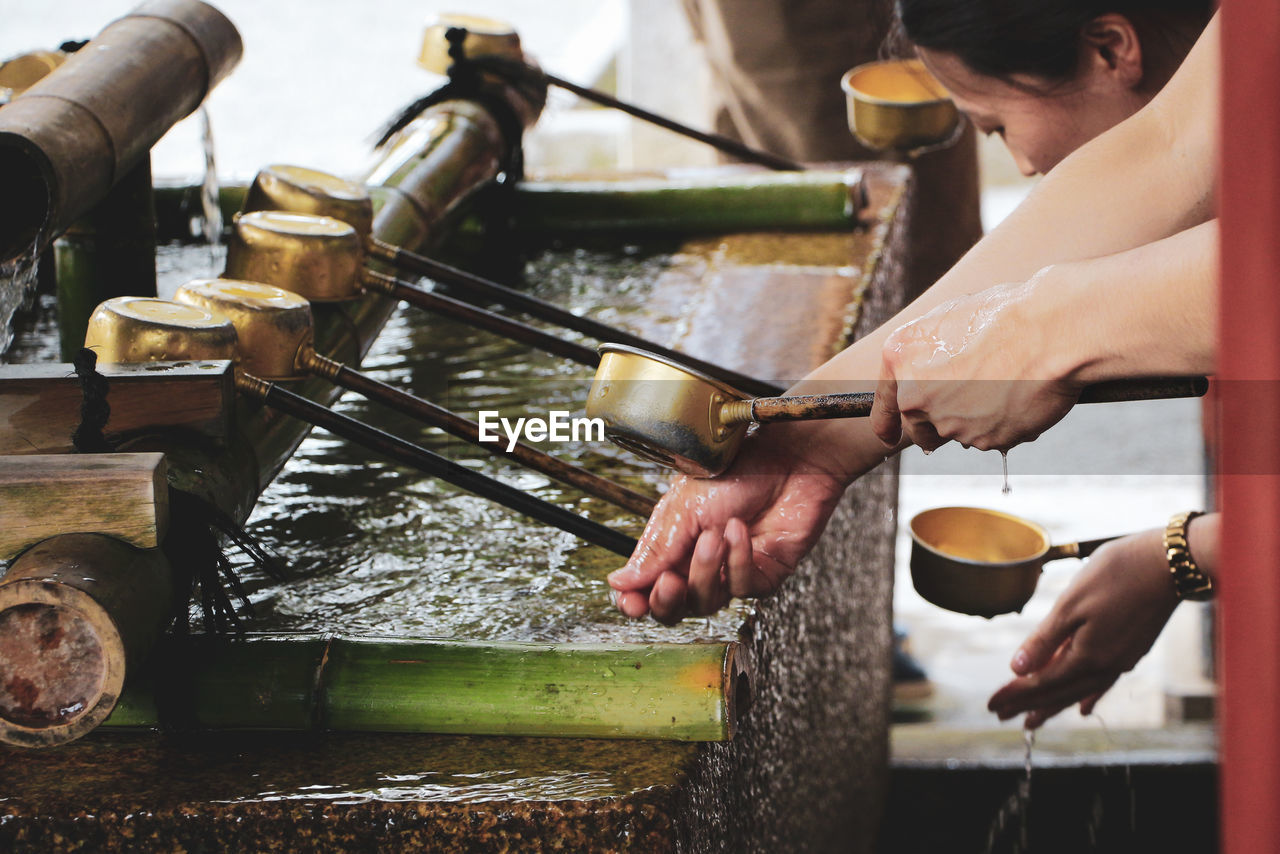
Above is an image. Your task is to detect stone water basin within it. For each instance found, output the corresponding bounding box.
[0,164,910,852]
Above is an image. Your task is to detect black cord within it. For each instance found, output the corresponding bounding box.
[375,27,527,183]
[70,348,284,633]
[71,348,112,453]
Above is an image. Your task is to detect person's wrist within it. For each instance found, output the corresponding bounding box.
[1165,510,1214,601]
[753,419,868,485]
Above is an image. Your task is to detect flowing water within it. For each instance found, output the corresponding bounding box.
[1086,714,1138,846]
[197,107,225,274]
[1001,450,1012,496]
[984,728,1035,854]
[0,241,42,357]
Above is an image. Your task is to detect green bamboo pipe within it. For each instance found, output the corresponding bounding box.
[511,170,865,234]
[106,633,749,741]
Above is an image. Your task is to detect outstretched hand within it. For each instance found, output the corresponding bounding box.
[870,276,1082,453]
[987,528,1179,728]
[607,429,852,623]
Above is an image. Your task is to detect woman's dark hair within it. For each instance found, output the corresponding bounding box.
[894,0,1214,84]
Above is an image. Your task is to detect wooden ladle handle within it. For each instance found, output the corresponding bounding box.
[1044,535,1123,562]
[1077,376,1208,403]
[720,376,1207,427]
[721,392,876,425]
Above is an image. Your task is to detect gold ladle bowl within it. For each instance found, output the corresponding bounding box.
[909,506,1116,618]
[840,58,959,152]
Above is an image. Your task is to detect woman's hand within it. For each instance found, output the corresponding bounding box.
[987,528,1180,728]
[607,427,853,623]
[870,274,1084,453]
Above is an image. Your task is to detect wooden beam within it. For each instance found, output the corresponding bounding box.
[0,360,234,455]
[0,453,168,558]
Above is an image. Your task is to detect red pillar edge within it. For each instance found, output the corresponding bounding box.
[1218,2,1280,850]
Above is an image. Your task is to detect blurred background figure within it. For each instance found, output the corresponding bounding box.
[681,0,983,298]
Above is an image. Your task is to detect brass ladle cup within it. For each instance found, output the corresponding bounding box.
[840,59,961,155]
[586,344,874,477]
[909,506,1120,618]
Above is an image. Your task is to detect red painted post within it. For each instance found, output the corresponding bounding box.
[1218,2,1280,850]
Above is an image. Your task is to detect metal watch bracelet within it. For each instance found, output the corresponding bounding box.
[1164,510,1214,601]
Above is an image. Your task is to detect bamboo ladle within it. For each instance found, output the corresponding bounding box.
[83,296,639,556]
[587,344,1210,477]
[170,279,655,517]
[236,164,782,397]
[839,59,962,156]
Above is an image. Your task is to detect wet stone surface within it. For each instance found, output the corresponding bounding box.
[0,164,910,851]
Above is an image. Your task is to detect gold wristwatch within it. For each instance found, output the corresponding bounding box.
[1164,511,1213,601]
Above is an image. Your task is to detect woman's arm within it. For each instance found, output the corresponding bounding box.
[609,17,1220,621]
[790,14,1218,464]
[871,219,1218,451]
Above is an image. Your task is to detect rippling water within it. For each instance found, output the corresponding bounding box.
[2,239,747,644]
[225,242,747,643]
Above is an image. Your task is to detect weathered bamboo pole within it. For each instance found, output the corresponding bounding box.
[0,534,172,748]
[0,359,235,455]
[105,634,748,741]
[0,0,242,261]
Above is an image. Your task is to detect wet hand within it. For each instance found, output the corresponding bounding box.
[870,276,1080,453]
[607,430,850,623]
[987,528,1179,728]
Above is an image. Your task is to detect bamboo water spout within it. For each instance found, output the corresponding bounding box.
[0,0,242,261]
